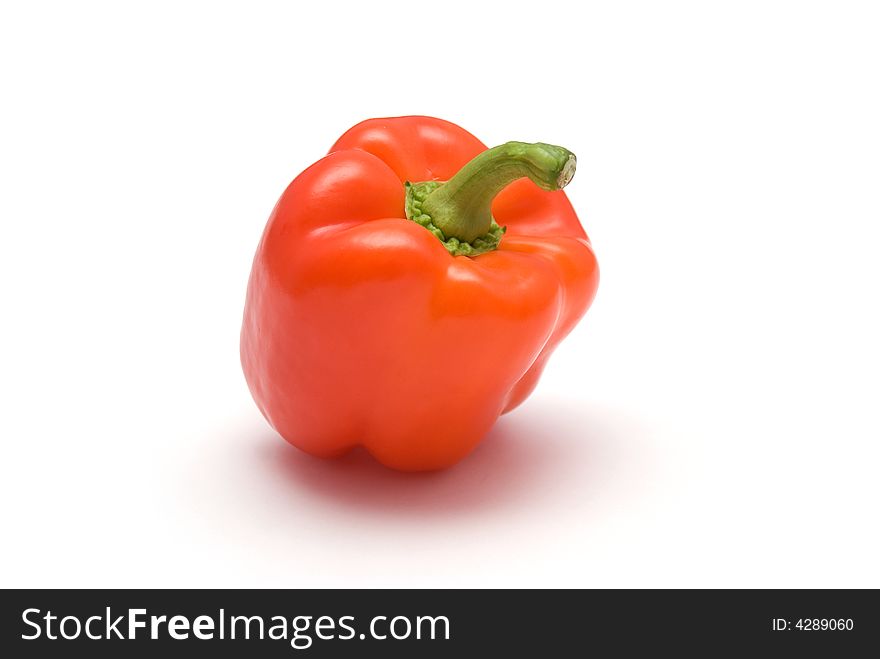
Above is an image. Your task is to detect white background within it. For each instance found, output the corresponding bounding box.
[2,1,878,588]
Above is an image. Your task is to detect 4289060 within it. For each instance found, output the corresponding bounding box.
[772,618,854,631]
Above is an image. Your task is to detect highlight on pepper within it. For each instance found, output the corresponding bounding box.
[240,116,599,471]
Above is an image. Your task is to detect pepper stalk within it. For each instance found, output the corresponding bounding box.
[405,142,576,256]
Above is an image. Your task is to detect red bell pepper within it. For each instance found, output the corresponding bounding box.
[241,116,599,471]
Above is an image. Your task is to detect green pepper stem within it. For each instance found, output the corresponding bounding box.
[420,142,576,243]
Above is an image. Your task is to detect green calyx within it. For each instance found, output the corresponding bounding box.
[403,141,576,257]
[405,181,506,256]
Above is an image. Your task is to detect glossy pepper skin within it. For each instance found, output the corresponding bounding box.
[241,116,599,471]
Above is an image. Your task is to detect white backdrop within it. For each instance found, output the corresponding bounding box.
[1,1,878,587]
